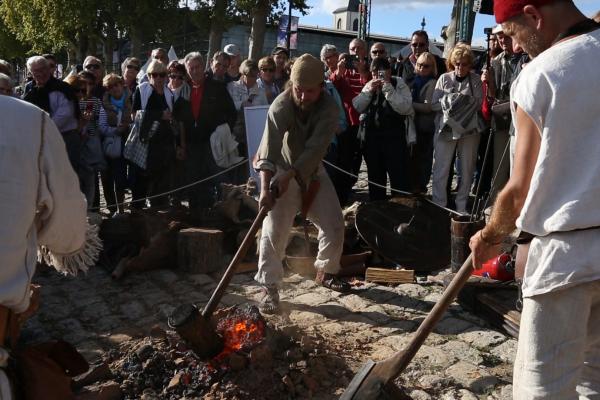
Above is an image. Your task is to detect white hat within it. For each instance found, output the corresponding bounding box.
[224,44,240,57]
[492,25,503,34]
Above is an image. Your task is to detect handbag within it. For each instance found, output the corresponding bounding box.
[123,110,148,169]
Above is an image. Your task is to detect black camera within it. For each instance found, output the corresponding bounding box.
[345,54,357,70]
[484,27,493,35]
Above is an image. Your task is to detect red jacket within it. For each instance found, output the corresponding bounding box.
[330,69,368,127]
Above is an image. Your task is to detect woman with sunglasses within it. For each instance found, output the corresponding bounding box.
[256,56,280,104]
[121,57,141,96]
[130,60,176,208]
[167,61,189,101]
[431,44,484,214]
[411,52,438,193]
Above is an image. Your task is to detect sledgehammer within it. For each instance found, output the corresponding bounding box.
[340,254,474,399]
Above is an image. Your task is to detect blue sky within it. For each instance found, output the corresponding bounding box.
[297,0,599,46]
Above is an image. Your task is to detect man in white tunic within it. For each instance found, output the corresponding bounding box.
[469,0,600,398]
[0,96,100,397]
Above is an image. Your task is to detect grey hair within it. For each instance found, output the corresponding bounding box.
[83,55,102,67]
[320,44,338,62]
[27,56,48,69]
[184,51,204,66]
[0,59,11,76]
[0,73,11,87]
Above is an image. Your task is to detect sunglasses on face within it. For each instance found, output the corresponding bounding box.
[85,64,101,70]
[411,43,427,48]
[126,64,140,71]
[371,50,385,55]
[150,72,167,78]
[169,74,183,80]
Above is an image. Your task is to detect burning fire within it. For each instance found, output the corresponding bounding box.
[213,305,267,361]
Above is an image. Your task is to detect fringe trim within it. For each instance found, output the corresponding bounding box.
[37,221,103,276]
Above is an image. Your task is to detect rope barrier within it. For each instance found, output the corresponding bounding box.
[90,158,248,212]
[321,159,463,216]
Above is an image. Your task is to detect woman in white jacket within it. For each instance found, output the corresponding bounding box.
[352,57,414,201]
[431,44,484,213]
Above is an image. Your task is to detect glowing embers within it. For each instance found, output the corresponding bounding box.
[214,304,266,359]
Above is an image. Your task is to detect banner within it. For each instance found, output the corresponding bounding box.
[277,15,299,49]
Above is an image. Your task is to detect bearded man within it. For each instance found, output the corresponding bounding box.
[470,0,600,398]
[254,54,350,314]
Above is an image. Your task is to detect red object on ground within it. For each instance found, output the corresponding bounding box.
[473,253,515,281]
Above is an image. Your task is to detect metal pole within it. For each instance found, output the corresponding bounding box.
[286,0,292,54]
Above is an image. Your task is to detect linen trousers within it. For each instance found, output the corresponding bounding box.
[254,165,345,286]
[431,133,480,213]
[514,280,600,399]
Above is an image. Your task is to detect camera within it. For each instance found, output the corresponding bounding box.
[345,54,357,70]
[484,27,493,35]
[377,70,385,80]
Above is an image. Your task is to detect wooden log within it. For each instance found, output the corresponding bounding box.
[365,267,415,284]
[177,228,224,273]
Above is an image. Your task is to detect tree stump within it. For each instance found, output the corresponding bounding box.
[177,228,225,273]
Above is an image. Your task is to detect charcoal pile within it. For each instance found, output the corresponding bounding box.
[77,304,354,399]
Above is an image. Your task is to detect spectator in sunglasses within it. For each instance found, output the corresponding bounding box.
[121,57,141,95]
[167,61,189,101]
[83,55,105,98]
[130,60,176,208]
[370,42,387,60]
[257,56,280,104]
[400,30,447,89]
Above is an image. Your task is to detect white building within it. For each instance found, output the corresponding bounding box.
[332,0,360,32]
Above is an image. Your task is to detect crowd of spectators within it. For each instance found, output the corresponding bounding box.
[2,20,577,214]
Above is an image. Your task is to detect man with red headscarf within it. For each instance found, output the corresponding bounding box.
[469,0,600,398]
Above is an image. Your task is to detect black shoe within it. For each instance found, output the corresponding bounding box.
[259,285,280,314]
[318,273,351,293]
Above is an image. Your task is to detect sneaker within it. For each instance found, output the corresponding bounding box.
[258,284,280,314]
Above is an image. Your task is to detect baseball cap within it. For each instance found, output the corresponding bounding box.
[224,44,240,57]
[492,25,503,34]
[494,0,556,23]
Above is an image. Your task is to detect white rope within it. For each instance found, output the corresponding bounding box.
[91,158,248,212]
[322,159,463,216]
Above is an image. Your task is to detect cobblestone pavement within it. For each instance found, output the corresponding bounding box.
[23,264,516,399]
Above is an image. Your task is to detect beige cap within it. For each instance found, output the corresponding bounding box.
[290,54,324,87]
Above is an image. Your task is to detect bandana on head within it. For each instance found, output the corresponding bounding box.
[494,0,556,23]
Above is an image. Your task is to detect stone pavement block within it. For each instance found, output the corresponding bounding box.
[282,273,304,284]
[396,283,430,298]
[445,361,499,394]
[288,310,328,326]
[94,316,127,332]
[342,313,379,332]
[76,340,105,363]
[360,304,391,325]
[297,279,319,290]
[155,303,177,319]
[292,292,332,307]
[141,289,174,308]
[119,300,148,320]
[410,389,432,400]
[440,388,479,399]
[458,329,507,349]
[76,295,107,308]
[338,294,373,312]
[63,329,98,346]
[188,274,216,286]
[380,318,418,335]
[147,269,179,285]
[439,340,484,365]
[490,339,517,363]
[491,384,513,399]
[418,374,454,390]
[357,286,401,304]
[435,317,476,335]
[312,302,352,320]
[78,301,113,322]
[413,345,452,368]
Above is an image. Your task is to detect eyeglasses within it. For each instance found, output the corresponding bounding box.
[126,64,140,71]
[416,63,432,69]
[85,64,101,70]
[150,72,167,78]
[261,68,275,72]
[169,74,184,80]
[371,50,385,55]
[411,43,427,48]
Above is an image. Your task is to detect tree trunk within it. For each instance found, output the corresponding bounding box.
[207,0,228,67]
[444,0,460,58]
[248,0,271,60]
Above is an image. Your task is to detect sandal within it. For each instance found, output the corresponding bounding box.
[258,285,280,314]
[318,273,351,293]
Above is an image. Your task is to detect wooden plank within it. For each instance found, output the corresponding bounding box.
[365,267,414,284]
